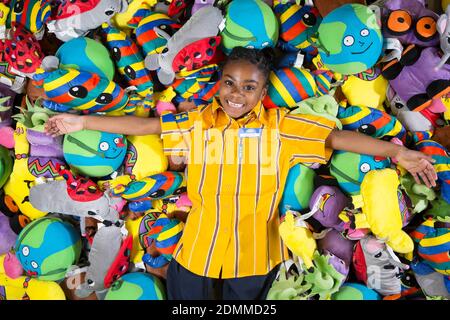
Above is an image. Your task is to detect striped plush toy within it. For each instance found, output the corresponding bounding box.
[273,0,321,55]
[411,218,450,275]
[414,139,450,204]
[263,67,333,109]
[337,102,409,144]
[110,171,187,202]
[33,67,132,115]
[142,213,184,268]
[101,23,154,116]
[172,64,221,105]
[127,3,181,56]
[7,0,52,38]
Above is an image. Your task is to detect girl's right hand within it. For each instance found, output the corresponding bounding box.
[45,114,85,136]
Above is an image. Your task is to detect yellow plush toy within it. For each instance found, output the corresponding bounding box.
[0,3,9,25]
[279,211,317,269]
[125,134,168,180]
[442,95,450,121]
[349,169,414,254]
[444,0,450,11]
[125,215,145,265]
[3,124,47,220]
[112,0,158,30]
[0,254,65,300]
[98,134,167,190]
[341,72,388,111]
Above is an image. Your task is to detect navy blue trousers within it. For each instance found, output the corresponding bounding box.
[166,259,279,300]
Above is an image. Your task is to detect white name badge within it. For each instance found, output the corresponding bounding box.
[238,128,262,138]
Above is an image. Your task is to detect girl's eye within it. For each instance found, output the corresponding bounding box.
[244,86,255,91]
[225,80,233,86]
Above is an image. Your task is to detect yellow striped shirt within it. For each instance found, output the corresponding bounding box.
[160,98,335,278]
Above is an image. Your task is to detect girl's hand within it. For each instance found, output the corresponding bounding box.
[45,114,85,136]
[395,147,438,188]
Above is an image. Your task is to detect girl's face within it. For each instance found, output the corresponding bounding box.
[218,60,267,119]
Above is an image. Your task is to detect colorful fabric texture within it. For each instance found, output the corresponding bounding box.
[415,139,450,203]
[33,68,130,114]
[411,218,450,275]
[128,4,181,56]
[101,23,154,115]
[273,0,322,53]
[7,0,51,36]
[337,102,408,144]
[263,67,332,109]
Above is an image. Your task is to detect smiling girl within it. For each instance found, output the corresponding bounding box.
[45,47,437,300]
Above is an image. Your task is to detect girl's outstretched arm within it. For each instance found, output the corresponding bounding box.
[326,129,438,188]
[45,113,161,136]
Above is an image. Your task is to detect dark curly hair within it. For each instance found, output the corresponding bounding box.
[222,47,275,84]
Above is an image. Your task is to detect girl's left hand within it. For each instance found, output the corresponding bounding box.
[395,147,438,188]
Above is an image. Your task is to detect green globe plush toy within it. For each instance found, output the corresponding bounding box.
[105,273,166,300]
[55,37,115,80]
[63,129,127,177]
[331,283,381,300]
[317,4,383,75]
[220,0,279,54]
[14,217,82,281]
[279,163,316,215]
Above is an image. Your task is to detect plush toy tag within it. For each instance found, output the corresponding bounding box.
[367,4,382,27]
[218,18,226,32]
[381,38,403,63]
[282,259,295,271]
[9,76,26,93]
[386,244,410,270]
[294,217,308,228]
[134,261,146,271]
[294,53,305,69]
[369,0,389,8]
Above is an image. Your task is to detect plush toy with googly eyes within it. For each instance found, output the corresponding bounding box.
[14,216,82,281]
[317,4,383,75]
[382,0,440,48]
[62,129,127,178]
[330,150,391,196]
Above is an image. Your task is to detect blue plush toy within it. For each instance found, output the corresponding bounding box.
[105,272,166,300]
[279,163,316,216]
[317,4,383,75]
[14,217,82,281]
[220,0,279,54]
[63,130,127,177]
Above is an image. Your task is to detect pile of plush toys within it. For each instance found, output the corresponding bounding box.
[0,0,448,300]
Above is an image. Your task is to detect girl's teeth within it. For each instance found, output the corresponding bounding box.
[228,101,243,108]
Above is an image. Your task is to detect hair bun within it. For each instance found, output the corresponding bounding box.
[260,47,276,70]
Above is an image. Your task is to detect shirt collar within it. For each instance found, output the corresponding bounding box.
[209,98,270,127]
